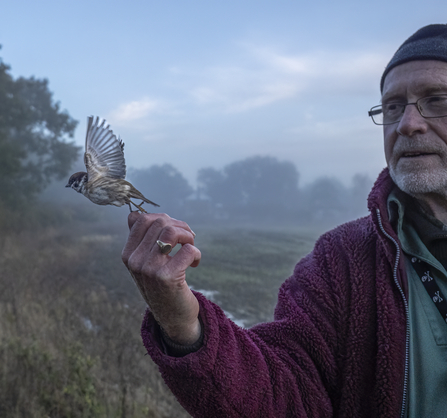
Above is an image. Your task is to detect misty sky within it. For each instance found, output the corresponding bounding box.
[1,1,446,187]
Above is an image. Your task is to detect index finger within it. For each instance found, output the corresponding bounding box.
[122,214,195,264]
[128,212,195,236]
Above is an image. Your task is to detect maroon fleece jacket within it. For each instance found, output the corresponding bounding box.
[141,168,409,418]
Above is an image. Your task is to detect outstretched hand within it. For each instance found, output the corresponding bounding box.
[122,212,201,345]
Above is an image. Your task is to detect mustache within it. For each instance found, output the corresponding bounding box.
[393,137,445,157]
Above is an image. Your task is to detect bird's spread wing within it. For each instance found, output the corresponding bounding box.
[84,116,127,181]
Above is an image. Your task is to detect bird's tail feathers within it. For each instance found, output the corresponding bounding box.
[141,196,160,207]
[130,190,160,207]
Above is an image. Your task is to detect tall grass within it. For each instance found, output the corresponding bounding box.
[0,206,190,418]
[0,203,320,417]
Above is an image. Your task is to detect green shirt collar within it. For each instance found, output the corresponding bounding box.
[387,188,445,272]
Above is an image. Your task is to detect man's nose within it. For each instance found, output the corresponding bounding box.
[396,103,428,136]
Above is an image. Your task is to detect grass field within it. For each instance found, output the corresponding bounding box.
[187,225,320,327]
[0,210,322,417]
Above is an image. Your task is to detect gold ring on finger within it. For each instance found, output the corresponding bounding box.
[156,240,173,255]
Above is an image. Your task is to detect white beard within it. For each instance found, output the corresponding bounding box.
[389,164,447,198]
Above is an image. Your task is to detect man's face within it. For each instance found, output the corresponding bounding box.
[383,60,447,197]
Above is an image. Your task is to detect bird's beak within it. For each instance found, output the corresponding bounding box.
[65,183,71,188]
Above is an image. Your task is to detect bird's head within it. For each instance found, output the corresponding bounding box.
[66,172,88,193]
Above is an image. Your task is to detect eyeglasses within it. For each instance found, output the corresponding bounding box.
[368,94,447,125]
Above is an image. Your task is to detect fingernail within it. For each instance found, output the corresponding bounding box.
[191,230,196,237]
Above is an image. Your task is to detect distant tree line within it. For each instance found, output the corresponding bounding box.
[128,157,374,227]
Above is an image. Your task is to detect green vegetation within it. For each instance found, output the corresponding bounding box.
[0,340,102,417]
[0,205,320,417]
[0,52,79,209]
[0,211,188,418]
[188,225,319,326]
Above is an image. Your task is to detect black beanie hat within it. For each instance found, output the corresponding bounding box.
[380,24,447,92]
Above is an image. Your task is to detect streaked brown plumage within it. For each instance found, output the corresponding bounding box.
[66,116,159,213]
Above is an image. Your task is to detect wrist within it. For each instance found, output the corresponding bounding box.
[161,317,201,345]
[160,317,204,356]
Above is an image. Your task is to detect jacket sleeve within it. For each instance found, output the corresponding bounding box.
[141,234,343,418]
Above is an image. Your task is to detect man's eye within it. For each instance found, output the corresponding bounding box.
[426,95,445,101]
[422,96,447,114]
[426,96,447,105]
[384,103,402,113]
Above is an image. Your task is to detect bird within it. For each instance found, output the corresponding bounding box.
[66,116,159,213]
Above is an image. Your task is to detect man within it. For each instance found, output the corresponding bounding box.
[122,24,447,417]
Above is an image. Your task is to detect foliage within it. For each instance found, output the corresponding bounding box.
[128,163,193,216]
[0,219,191,418]
[0,340,103,418]
[0,53,80,208]
[195,156,372,225]
[196,166,225,203]
[299,174,373,225]
[197,156,300,220]
[300,176,348,220]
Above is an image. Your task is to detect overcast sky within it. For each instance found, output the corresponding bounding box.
[1,1,446,187]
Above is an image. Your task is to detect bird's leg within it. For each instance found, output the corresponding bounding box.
[130,200,148,213]
[128,203,133,213]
